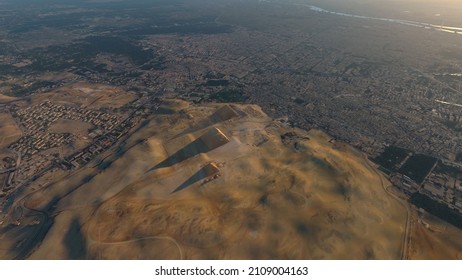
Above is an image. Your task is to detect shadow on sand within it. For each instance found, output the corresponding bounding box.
[172,163,220,193]
[148,127,229,172]
[63,218,87,260]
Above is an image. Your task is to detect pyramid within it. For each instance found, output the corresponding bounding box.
[171,162,220,193]
[198,127,230,151]
[151,127,229,171]
[201,162,220,177]
[210,105,239,122]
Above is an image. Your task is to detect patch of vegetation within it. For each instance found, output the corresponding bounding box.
[434,161,462,176]
[121,22,233,37]
[294,98,305,105]
[23,36,164,74]
[208,88,248,103]
[0,64,20,76]
[206,79,229,87]
[441,120,462,132]
[410,193,462,229]
[10,14,84,34]
[456,152,462,163]
[372,146,410,172]
[398,154,438,184]
[82,36,155,66]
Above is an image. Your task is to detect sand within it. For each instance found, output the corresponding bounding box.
[0,112,22,149]
[407,210,462,259]
[29,82,135,109]
[48,119,94,136]
[17,101,409,259]
[0,93,17,103]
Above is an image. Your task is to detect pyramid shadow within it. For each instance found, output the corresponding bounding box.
[63,218,87,260]
[172,163,220,193]
[148,127,229,172]
[169,105,240,141]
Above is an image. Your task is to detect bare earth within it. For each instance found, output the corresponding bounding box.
[0,112,22,149]
[30,82,136,109]
[0,93,17,103]
[19,101,409,259]
[408,210,462,259]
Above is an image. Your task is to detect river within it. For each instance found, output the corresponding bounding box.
[292,3,462,36]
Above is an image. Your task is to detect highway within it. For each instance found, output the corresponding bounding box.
[362,153,412,260]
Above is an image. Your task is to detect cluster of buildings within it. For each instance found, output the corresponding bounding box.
[60,114,139,170]
[1,155,18,192]
[8,133,71,158]
[384,153,462,214]
[420,162,462,213]
[7,101,123,159]
[57,96,161,170]
[1,100,123,196]
[0,92,163,204]
[13,153,54,184]
[12,101,120,132]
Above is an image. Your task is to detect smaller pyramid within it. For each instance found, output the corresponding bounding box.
[150,128,230,171]
[198,127,230,151]
[171,162,221,193]
[210,105,239,122]
[201,162,220,177]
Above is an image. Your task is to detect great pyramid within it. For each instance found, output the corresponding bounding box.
[197,127,230,151]
[150,127,230,170]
